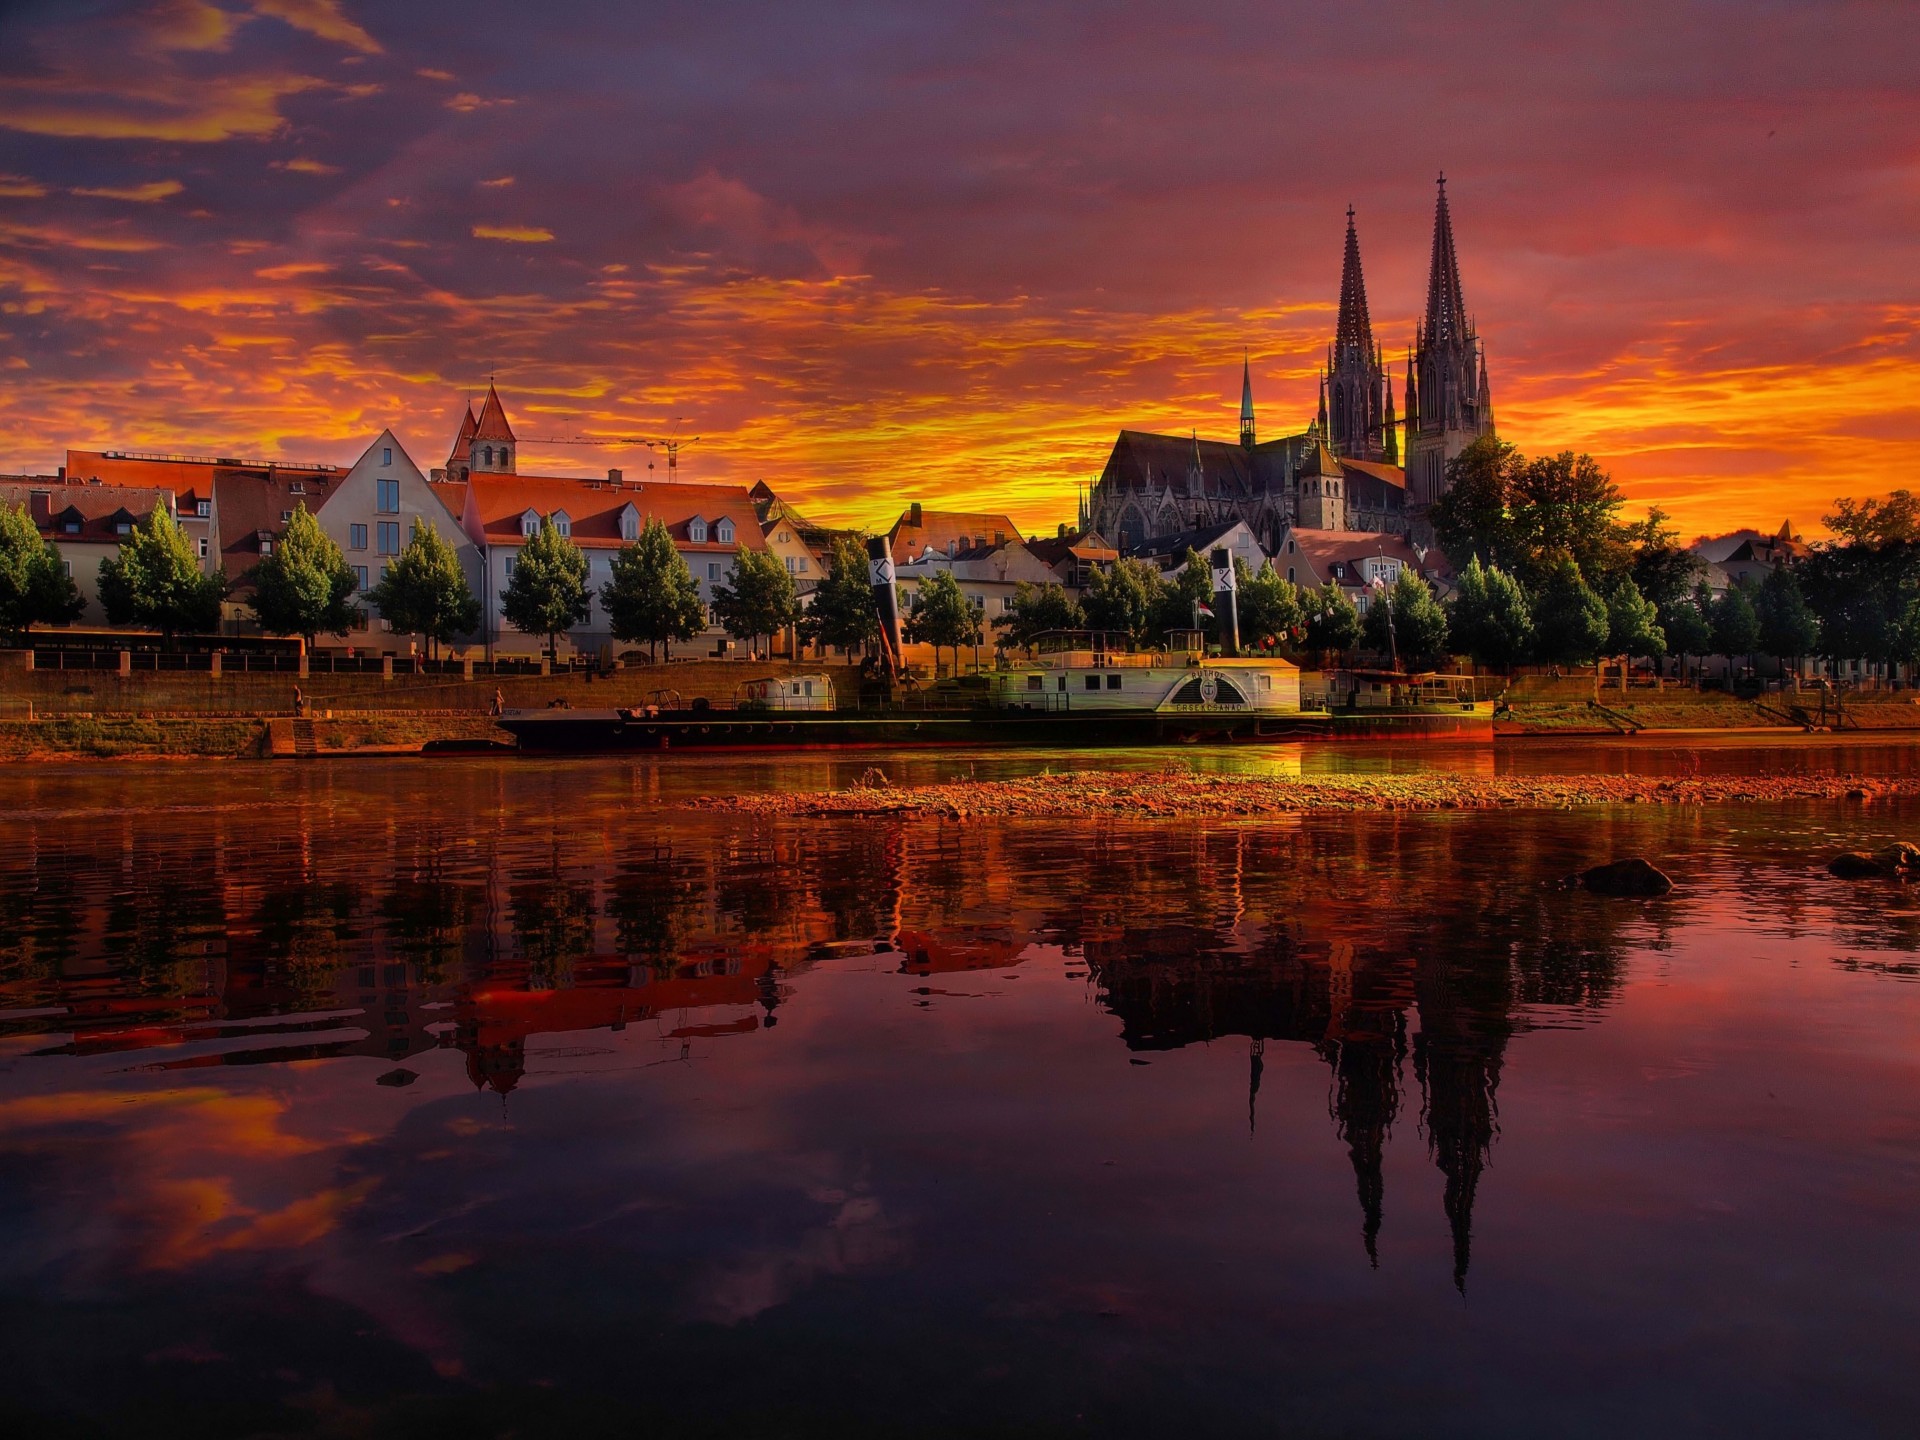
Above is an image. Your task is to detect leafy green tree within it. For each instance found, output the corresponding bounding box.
[1304,580,1361,656]
[1431,434,1525,573]
[801,534,880,656]
[1531,558,1610,666]
[1710,581,1761,664]
[368,518,481,660]
[997,580,1085,653]
[904,569,980,673]
[599,516,705,661]
[1604,578,1666,662]
[1081,557,1164,646]
[99,508,225,641]
[1234,558,1303,650]
[501,515,591,664]
[1825,491,1920,547]
[1755,565,1819,668]
[1628,508,1703,615]
[1889,597,1920,672]
[1662,585,1713,679]
[249,504,360,645]
[0,502,85,641]
[1362,567,1449,668]
[710,544,801,658]
[1448,555,1533,671]
[1148,547,1217,641]
[1508,451,1631,592]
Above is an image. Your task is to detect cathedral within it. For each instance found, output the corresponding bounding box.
[1087,177,1494,553]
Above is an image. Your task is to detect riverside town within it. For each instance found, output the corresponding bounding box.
[2,4,1918,1438]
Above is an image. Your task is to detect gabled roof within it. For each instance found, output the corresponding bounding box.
[1130,520,1254,562]
[214,468,339,585]
[448,403,478,460]
[887,506,1023,562]
[0,481,173,541]
[1281,528,1425,586]
[468,475,764,551]
[1026,531,1118,569]
[473,384,515,443]
[1337,458,1407,490]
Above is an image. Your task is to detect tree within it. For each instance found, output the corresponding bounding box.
[801,534,881,656]
[1431,434,1524,573]
[1889,597,1920,672]
[1603,578,1665,662]
[501,515,591,664]
[249,504,360,645]
[1448,555,1533,671]
[1755,564,1819,668]
[1629,508,1704,616]
[1081,557,1164,646]
[1662,586,1713,680]
[368,519,481,660]
[1234,559,1304,651]
[710,544,800,658]
[1710,581,1761,665]
[98,508,225,641]
[1304,580,1361,656]
[599,516,705,661]
[1508,450,1631,592]
[0,502,84,641]
[1825,491,1920,547]
[1531,558,1610,666]
[1363,567,1449,668]
[1148,547,1216,642]
[997,580,1084,653]
[904,569,979,673]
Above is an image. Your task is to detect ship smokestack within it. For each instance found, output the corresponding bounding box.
[867,536,905,678]
[1210,547,1239,656]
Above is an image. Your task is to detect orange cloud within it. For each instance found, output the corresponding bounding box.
[0,174,48,197]
[0,73,326,142]
[472,224,553,243]
[71,179,184,202]
[276,156,342,175]
[446,93,513,113]
[481,176,515,188]
[251,0,383,54]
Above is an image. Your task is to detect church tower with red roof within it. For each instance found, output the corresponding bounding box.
[469,383,518,476]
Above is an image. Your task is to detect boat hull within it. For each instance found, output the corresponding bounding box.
[496,705,1493,752]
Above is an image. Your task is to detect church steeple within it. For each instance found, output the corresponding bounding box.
[1239,353,1256,448]
[1405,175,1493,518]
[1324,207,1390,462]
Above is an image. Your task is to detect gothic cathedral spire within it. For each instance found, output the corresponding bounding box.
[1405,175,1493,521]
[1325,207,1390,462]
[1239,352,1256,448]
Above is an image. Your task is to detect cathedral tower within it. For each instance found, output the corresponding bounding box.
[469,383,517,476]
[1404,177,1493,513]
[1325,207,1391,463]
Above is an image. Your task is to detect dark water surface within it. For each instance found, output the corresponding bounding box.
[2,743,1919,1438]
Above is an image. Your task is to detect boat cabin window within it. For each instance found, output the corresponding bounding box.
[1107,674,1122,689]
[1057,676,1067,692]
[1085,675,1100,690]
[1026,675,1043,691]
[1256,674,1271,691]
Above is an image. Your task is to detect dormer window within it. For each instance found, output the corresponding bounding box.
[196,499,210,518]
[64,521,80,534]
[261,539,273,555]
[520,508,539,538]
[552,509,572,539]
[115,521,131,536]
[619,505,639,542]
[688,516,708,544]
[715,518,734,545]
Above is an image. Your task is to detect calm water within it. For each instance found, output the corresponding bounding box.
[2,743,1919,1438]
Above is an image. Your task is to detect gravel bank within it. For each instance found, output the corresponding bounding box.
[691,768,1920,820]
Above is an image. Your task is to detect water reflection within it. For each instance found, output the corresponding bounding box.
[2,759,1919,1436]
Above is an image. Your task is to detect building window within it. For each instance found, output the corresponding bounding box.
[797,557,808,574]
[62,560,72,577]
[778,530,791,543]
[688,517,708,544]
[785,556,797,575]
[552,510,571,538]
[64,521,79,534]
[620,512,638,542]
[521,513,538,538]
[281,510,293,522]
[116,522,131,536]
[505,556,516,578]
[198,538,209,559]
[377,521,401,555]
[376,478,400,514]
[716,519,734,544]
[261,540,272,556]
[382,446,393,467]
[196,499,210,518]
[350,524,368,550]
[707,562,720,581]
[354,565,369,590]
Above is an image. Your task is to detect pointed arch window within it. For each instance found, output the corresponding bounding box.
[619,505,639,542]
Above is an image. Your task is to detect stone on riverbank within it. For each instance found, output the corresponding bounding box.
[1572,858,1674,897]
[1827,844,1920,879]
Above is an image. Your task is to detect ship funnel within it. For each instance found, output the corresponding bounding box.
[867,536,906,678]
[1210,547,1239,656]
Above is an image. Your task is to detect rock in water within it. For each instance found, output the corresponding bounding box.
[375,1067,418,1087]
[1873,842,1920,871]
[1828,845,1920,879]
[1575,858,1674,896]
[1827,852,1884,879]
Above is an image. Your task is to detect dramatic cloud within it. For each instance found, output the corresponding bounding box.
[0,0,1915,537]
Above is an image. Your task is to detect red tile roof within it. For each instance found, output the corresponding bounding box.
[213,469,340,586]
[467,474,765,551]
[473,384,515,443]
[0,481,173,542]
[888,506,1022,563]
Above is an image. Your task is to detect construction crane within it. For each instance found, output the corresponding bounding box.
[522,420,701,480]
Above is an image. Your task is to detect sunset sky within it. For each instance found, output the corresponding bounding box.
[1,0,1915,539]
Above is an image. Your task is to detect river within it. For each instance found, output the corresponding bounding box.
[1,742,1917,1437]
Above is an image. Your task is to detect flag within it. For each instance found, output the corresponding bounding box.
[1195,602,1215,618]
